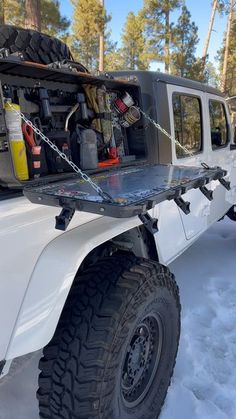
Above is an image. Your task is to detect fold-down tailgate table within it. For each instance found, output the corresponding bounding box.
[24,164,229,230]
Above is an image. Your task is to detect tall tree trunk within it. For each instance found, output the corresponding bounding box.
[221,0,234,92]
[0,0,5,24]
[202,0,218,67]
[164,10,170,73]
[99,0,104,72]
[25,0,41,31]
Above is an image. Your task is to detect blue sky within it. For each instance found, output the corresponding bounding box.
[59,0,227,69]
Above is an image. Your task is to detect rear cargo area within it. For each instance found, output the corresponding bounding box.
[0,58,147,188]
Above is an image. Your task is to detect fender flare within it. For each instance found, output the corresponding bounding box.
[6,215,144,360]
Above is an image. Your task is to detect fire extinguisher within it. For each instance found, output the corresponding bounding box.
[5,101,29,181]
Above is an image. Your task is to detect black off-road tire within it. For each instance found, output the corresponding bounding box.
[0,24,72,64]
[37,255,181,419]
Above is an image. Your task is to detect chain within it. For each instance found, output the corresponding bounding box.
[139,109,195,158]
[7,99,208,203]
[140,110,210,168]
[6,101,114,203]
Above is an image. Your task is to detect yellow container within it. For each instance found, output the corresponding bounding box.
[5,102,29,181]
[9,140,29,181]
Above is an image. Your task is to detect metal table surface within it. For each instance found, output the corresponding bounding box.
[24,164,227,222]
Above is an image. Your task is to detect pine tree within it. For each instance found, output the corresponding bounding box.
[103,30,122,70]
[41,0,70,37]
[218,11,236,96]
[221,0,235,92]
[0,1,5,24]
[25,0,41,31]
[142,0,182,73]
[105,49,124,71]
[217,0,230,14]
[98,0,104,71]
[1,0,69,39]
[202,0,218,67]
[71,0,105,70]
[121,11,149,70]
[170,6,199,78]
[1,0,25,26]
[204,61,220,87]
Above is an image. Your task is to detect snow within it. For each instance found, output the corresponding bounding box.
[161,219,236,419]
[0,219,236,419]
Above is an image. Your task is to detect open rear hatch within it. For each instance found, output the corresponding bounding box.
[24,163,229,230]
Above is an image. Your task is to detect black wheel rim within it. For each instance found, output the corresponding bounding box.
[121,313,163,408]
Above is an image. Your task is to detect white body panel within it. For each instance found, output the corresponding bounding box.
[6,213,144,359]
[1,83,236,369]
[0,197,101,361]
[0,195,188,362]
[167,85,236,239]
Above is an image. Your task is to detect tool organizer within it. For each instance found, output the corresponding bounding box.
[0,57,144,188]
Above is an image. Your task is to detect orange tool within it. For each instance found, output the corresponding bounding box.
[22,122,41,155]
[22,123,37,148]
[98,158,120,168]
[22,123,41,174]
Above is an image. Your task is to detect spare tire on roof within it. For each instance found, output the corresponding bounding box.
[0,24,73,65]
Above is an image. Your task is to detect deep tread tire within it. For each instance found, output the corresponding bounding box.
[0,24,72,64]
[37,255,181,419]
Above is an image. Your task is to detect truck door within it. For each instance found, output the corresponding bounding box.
[167,85,210,239]
[204,94,236,223]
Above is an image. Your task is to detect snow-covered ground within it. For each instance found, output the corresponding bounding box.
[0,219,235,419]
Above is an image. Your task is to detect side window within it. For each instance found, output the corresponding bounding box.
[173,94,202,158]
[209,100,228,149]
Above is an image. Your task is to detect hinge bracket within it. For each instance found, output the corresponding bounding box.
[174,197,191,215]
[219,178,231,191]
[55,207,75,231]
[139,213,158,235]
[199,185,213,201]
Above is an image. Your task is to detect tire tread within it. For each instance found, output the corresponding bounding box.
[38,255,180,418]
[0,24,72,64]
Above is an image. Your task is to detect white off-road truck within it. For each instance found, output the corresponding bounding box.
[0,26,235,419]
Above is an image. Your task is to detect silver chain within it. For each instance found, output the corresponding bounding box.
[7,99,208,202]
[7,101,113,202]
[139,109,195,158]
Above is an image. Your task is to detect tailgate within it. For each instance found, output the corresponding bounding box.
[24,164,228,230]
